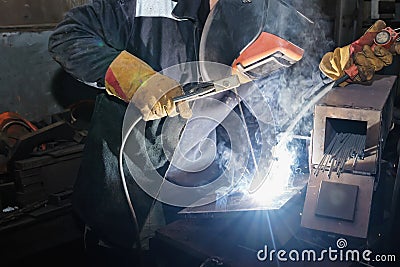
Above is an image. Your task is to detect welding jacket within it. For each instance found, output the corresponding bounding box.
[48,0,211,249]
[48,0,264,250]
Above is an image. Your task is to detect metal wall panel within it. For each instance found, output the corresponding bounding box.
[0,31,99,121]
[0,0,89,30]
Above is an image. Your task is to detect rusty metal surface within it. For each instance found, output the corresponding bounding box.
[301,171,374,238]
[317,75,396,110]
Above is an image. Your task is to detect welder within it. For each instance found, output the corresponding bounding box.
[47,0,395,266]
[48,0,236,265]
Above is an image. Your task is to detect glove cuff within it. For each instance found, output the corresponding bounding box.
[319,45,351,80]
[105,51,156,102]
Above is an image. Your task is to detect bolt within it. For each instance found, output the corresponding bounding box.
[223,81,230,87]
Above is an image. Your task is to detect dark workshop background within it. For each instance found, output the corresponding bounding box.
[1,0,400,266]
[0,0,98,122]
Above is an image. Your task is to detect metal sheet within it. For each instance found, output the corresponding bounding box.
[301,172,374,238]
[317,75,396,110]
[179,174,308,214]
[315,181,358,221]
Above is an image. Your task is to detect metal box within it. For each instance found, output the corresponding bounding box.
[302,75,396,238]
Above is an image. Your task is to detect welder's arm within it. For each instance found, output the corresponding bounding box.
[48,1,191,121]
[48,1,126,88]
[319,20,397,85]
[105,51,192,121]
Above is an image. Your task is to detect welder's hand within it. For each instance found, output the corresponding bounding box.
[319,20,395,85]
[104,50,191,121]
[350,45,393,82]
[131,73,192,121]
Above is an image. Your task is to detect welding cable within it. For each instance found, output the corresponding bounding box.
[234,88,259,181]
[275,81,334,157]
[118,115,143,261]
[119,112,189,264]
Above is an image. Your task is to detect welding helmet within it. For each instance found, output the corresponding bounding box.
[199,0,313,80]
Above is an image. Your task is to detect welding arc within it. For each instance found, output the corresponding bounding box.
[314,132,366,179]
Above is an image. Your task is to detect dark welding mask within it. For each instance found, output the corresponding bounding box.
[199,0,313,81]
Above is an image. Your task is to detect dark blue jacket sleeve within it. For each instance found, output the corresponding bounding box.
[48,0,136,87]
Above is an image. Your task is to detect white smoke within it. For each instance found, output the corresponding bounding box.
[217,0,335,202]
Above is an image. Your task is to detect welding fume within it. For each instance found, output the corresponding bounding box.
[46,0,400,265]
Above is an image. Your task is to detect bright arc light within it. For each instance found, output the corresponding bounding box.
[251,142,294,203]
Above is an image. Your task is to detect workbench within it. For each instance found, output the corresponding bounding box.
[149,189,385,267]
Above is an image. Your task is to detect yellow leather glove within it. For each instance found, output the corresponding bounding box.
[352,45,393,81]
[320,20,398,85]
[105,50,192,121]
[131,73,192,121]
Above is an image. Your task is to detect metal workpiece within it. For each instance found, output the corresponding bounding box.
[179,173,309,215]
[316,75,395,109]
